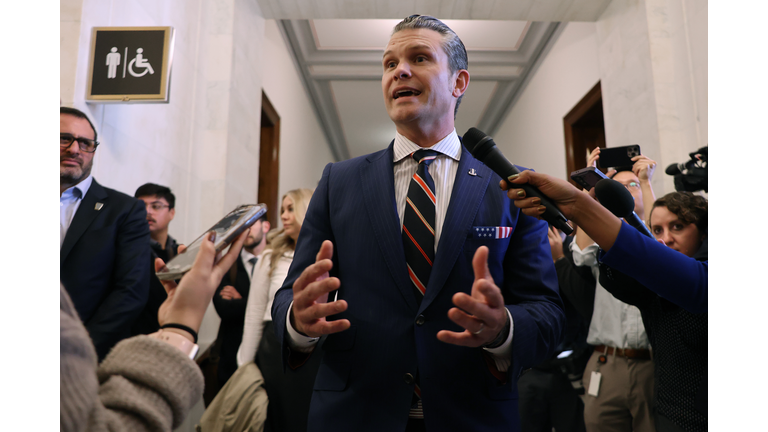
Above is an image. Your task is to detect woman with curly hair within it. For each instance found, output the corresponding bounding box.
[600,192,708,432]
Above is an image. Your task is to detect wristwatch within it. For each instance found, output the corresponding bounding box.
[148,329,199,360]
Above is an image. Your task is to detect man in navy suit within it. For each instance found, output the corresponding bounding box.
[60,106,150,361]
[271,16,564,432]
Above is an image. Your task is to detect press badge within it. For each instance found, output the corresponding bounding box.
[587,371,602,397]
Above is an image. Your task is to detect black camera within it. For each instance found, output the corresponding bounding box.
[665,146,707,193]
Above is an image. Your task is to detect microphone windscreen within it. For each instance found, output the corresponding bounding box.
[595,179,635,218]
[462,127,488,154]
[665,163,682,175]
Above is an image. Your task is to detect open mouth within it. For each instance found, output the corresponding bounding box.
[393,89,421,99]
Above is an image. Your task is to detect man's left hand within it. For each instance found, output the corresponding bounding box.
[437,246,509,347]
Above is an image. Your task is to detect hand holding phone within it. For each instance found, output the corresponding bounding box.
[570,166,609,191]
[156,204,267,281]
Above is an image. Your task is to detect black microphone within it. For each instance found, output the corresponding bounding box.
[463,127,573,235]
[594,179,653,238]
[665,163,686,176]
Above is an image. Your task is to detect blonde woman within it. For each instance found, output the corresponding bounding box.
[237,188,317,432]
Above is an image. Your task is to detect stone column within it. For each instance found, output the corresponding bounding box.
[597,0,707,195]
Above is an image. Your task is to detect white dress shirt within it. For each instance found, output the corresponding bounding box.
[60,174,94,247]
[286,130,514,371]
[570,240,651,349]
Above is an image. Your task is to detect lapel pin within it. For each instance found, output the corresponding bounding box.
[95,203,104,211]
[468,168,477,176]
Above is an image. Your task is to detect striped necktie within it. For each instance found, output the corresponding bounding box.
[402,149,438,420]
[402,149,439,305]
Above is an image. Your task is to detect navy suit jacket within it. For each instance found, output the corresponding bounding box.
[60,179,150,360]
[272,143,564,432]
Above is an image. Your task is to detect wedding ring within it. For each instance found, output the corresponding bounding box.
[473,322,485,335]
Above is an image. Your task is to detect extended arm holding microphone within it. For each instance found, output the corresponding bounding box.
[463,128,573,235]
[503,170,707,313]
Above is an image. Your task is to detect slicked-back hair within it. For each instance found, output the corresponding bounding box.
[392,15,468,119]
[60,106,98,142]
[651,191,708,236]
[135,183,176,209]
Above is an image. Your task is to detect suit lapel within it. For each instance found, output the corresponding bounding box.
[359,142,418,311]
[60,180,109,264]
[421,147,491,310]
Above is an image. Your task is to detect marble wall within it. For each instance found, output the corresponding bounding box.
[262,19,335,196]
[493,0,707,197]
[493,22,601,182]
[61,0,84,107]
[597,0,708,194]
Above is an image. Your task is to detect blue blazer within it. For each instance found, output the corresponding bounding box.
[60,179,150,360]
[272,143,564,432]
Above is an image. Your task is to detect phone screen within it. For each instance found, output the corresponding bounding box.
[156,204,267,280]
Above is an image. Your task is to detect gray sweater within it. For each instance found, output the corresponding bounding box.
[60,285,204,431]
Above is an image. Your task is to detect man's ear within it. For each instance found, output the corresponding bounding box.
[452,69,470,98]
[169,208,176,221]
[263,221,271,233]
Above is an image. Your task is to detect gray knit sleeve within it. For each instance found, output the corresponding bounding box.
[60,285,204,431]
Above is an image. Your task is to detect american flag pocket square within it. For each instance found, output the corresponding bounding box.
[471,226,513,239]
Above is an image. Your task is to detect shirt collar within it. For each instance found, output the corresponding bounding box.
[61,174,94,200]
[393,129,462,163]
[241,248,257,263]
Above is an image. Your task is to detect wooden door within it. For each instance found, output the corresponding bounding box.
[259,91,280,227]
[563,82,606,188]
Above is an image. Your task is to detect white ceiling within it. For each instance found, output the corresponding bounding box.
[260,0,614,161]
[256,0,613,22]
[311,19,530,51]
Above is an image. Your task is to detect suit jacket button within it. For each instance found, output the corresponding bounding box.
[415,315,425,326]
[404,373,414,385]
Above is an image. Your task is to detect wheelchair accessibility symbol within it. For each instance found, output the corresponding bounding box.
[128,48,154,77]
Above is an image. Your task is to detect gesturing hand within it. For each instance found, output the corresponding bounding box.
[290,240,351,338]
[437,246,509,347]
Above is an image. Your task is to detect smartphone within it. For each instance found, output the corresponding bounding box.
[598,145,641,170]
[570,166,609,191]
[156,204,267,281]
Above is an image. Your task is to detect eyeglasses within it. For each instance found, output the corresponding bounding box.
[145,202,170,211]
[620,181,640,189]
[60,133,99,153]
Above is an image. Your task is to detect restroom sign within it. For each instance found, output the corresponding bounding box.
[86,27,174,103]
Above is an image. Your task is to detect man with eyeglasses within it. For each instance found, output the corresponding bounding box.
[562,147,659,432]
[60,106,150,361]
[131,183,179,336]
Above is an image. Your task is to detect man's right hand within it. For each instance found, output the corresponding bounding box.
[290,240,350,338]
